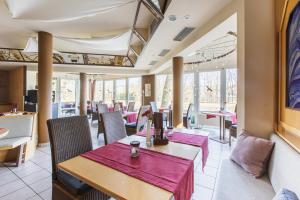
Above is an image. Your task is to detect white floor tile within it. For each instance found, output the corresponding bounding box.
[38,188,52,200]
[0,167,11,176]
[0,187,36,200]
[29,176,52,193]
[0,172,18,186]
[21,169,51,185]
[0,180,25,197]
[28,195,43,200]
[192,185,213,200]
[195,173,215,190]
[13,163,43,178]
[203,166,218,178]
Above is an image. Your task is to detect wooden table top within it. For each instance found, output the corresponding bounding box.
[202,111,235,117]
[58,129,207,200]
[0,128,9,138]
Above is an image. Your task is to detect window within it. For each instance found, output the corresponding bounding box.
[156,74,173,108]
[183,73,194,112]
[128,77,142,109]
[226,68,237,112]
[115,79,127,104]
[199,71,221,111]
[104,80,114,104]
[94,80,103,102]
[60,79,76,103]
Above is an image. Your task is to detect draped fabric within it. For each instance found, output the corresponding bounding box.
[56,31,131,52]
[5,0,136,22]
[89,79,96,102]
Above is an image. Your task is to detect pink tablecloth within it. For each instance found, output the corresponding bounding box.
[124,111,137,123]
[108,107,114,112]
[137,129,209,169]
[82,142,194,200]
[205,111,237,124]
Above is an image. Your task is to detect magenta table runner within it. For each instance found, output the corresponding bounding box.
[137,129,209,169]
[81,142,194,200]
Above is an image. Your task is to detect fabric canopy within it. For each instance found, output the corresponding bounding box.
[5,0,136,22]
[56,30,131,51]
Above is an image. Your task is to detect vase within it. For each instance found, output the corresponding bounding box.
[146,119,152,147]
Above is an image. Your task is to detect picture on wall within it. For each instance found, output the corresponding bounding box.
[286,2,300,109]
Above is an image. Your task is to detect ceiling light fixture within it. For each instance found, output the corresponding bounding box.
[183,15,191,20]
[168,15,177,22]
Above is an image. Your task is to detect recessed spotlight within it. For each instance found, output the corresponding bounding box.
[168,15,177,22]
[184,15,191,20]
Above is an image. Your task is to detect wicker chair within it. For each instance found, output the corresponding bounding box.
[183,103,193,128]
[97,104,109,138]
[47,116,110,200]
[125,105,150,135]
[100,111,127,145]
[127,102,135,112]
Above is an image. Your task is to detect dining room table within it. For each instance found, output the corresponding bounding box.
[58,128,209,200]
[201,110,237,144]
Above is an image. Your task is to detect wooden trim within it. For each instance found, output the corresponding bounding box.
[278,0,300,153]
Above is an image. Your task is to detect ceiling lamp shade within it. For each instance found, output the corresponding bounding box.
[5,0,136,22]
[23,37,60,54]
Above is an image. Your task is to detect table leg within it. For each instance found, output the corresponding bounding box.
[210,115,229,144]
[219,116,222,140]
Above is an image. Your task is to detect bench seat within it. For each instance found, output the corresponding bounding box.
[0,137,31,150]
[213,159,275,200]
[213,134,300,200]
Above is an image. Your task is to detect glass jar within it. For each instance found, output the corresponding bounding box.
[130,141,140,158]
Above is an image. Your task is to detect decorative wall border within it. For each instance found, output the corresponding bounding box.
[0,48,133,67]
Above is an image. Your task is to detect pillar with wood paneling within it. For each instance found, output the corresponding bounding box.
[172,57,184,127]
[38,31,53,144]
[80,73,87,116]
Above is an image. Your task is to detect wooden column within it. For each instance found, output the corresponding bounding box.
[38,32,53,144]
[172,57,184,127]
[80,73,87,116]
[142,75,155,105]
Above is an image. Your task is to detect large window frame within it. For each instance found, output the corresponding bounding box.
[154,68,237,113]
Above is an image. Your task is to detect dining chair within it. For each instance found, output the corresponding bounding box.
[100,111,127,145]
[91,101,99,125]
[47,116,110,200]
[127,102,135,112]
[183,103,193,128]
[125,105,150,135]
[97,104,109,138]
[98,104,108,113]
[150,101,167,126]
[113,103,121,112]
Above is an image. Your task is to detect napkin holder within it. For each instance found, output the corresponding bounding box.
[153,112,168,145]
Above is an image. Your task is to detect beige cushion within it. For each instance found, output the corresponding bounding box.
[213,159,275,200]
[0,115,34,139]
[0,137,30,149]
[230,132,274,177]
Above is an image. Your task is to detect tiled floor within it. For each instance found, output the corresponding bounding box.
[0,123,233,200]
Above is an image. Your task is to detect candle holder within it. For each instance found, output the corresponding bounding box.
[130,141,140,158]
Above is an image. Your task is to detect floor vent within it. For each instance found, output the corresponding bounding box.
[173,27,195,41]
